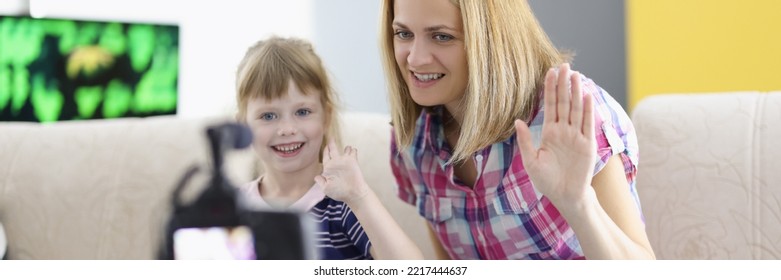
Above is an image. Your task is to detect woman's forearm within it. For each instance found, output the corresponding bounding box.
[558,187,655,260]
[347,187,424,260]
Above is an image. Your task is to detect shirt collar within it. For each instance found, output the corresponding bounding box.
[419,106,450,157]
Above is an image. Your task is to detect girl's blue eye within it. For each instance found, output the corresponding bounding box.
[394,30,413,40]
[259,112,277,121]
[296,109,312,116]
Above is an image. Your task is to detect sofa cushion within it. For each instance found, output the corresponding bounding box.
[0,116,254,259]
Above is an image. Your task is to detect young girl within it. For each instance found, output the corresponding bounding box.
[381,0,655,259]
[235,36,422,260]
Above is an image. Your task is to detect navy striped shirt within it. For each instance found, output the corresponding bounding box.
[309,197,373,260]
[241,178,373,260]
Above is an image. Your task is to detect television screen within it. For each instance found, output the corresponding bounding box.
[0,16,179,122]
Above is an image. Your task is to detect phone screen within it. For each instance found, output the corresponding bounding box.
[173,226,256,260]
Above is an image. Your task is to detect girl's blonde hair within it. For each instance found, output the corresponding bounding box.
[236,36,341,159]
[380,0,566,163]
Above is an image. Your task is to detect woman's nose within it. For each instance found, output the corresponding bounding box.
[407,40,433,68]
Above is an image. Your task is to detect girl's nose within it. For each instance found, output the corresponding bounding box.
[277,127,298,136]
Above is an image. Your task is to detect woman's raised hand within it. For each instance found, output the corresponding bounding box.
[514,63,597,208]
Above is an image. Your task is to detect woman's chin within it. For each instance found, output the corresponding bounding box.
[409,94,443,107]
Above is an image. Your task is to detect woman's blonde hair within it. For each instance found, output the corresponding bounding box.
[380,0,566,163]
[236,36,341,159]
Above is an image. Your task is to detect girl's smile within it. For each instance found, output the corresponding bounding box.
[245,79,326,175]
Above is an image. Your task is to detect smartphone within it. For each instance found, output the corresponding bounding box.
[173,226,256,260]
[166,210,315,260]
[240,210,316,260]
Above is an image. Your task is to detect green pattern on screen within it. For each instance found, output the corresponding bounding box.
[0,16,179,122]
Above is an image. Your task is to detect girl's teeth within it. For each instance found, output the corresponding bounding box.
[274,143,303,152]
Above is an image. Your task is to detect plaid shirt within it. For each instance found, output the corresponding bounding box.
[390,76,641,259]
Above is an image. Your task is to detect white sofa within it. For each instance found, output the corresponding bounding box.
[0,112,435,259]
[4,91,779,260]
[632,91,781,259]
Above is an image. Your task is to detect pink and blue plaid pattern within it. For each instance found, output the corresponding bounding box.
[390,76,641,259]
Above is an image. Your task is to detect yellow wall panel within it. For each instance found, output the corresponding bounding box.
[628,0,781,109]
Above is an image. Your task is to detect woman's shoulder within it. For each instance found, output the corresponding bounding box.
[580,73,626,114]
[576,73,638,173]
[535,72,629,124]
[390,107,442,154]
[532,73,617,116]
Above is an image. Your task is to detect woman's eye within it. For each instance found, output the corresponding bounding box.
[433,33,454,42]
[259,112,277,121]
[394,30,413,40]
[296,109,312,117]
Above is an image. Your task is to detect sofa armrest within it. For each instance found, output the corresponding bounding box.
[632,92,781,259]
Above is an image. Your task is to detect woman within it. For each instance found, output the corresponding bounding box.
[381,0,655,259]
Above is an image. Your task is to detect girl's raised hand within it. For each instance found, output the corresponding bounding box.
[514,63,597,208]
[315,141,370,205]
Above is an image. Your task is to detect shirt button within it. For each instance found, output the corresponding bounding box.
[475,154,484,161]
[520,201,528,209]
